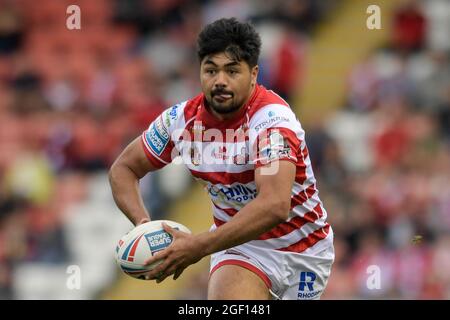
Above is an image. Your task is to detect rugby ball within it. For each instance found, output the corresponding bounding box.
[115,220,191,280]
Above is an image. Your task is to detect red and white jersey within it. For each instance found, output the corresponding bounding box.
[141,84,332,256]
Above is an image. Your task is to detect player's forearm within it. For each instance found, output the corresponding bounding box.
[197,196,289,256]
[108,162,151,226]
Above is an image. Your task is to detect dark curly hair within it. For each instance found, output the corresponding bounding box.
[197,18,262,68]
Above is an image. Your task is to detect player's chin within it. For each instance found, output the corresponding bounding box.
[216,107,237,115]
[212,100,236,114]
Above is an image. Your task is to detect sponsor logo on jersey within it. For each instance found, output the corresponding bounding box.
[164,104,180,127]
[208,184,257,203]
[259,131,293,163]
[145,117,169,156]
[169,104,179,120]
[254,116,290,132]
[297,271,322,299]
[154,116,169,140]
[297,291,321,299]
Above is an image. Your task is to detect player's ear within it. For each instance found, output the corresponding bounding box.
[251,65,259,86]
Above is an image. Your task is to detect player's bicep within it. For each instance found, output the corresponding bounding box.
[255,160,296,215]
[113,136,156,179]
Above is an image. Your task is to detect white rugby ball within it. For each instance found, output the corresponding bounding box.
[115,220,191,280]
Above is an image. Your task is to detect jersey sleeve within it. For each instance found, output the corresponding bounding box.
[248,104,303,169]
[141,103,184,169]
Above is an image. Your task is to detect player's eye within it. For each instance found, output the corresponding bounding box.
[228,69,238,75]
[206,69,216,75]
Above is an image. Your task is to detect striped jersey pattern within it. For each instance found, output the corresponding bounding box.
[141,84,332,256]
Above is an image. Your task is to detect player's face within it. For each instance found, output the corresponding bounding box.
[200,52,258,116]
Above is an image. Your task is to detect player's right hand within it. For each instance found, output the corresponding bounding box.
[136,217,150,226]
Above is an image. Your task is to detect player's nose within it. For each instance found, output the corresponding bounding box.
[214,71,228,88]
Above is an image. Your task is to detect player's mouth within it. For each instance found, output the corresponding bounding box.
[212,91,233,102]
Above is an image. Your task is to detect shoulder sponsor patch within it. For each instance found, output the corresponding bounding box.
[144,117,169,156]
[269,131,284,147]
[258,130,296,163]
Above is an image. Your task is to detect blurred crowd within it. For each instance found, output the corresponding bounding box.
[0,0,448,300]
[316,0,450,299]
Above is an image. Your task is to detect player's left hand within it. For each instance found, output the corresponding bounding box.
[143,222,205,283]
